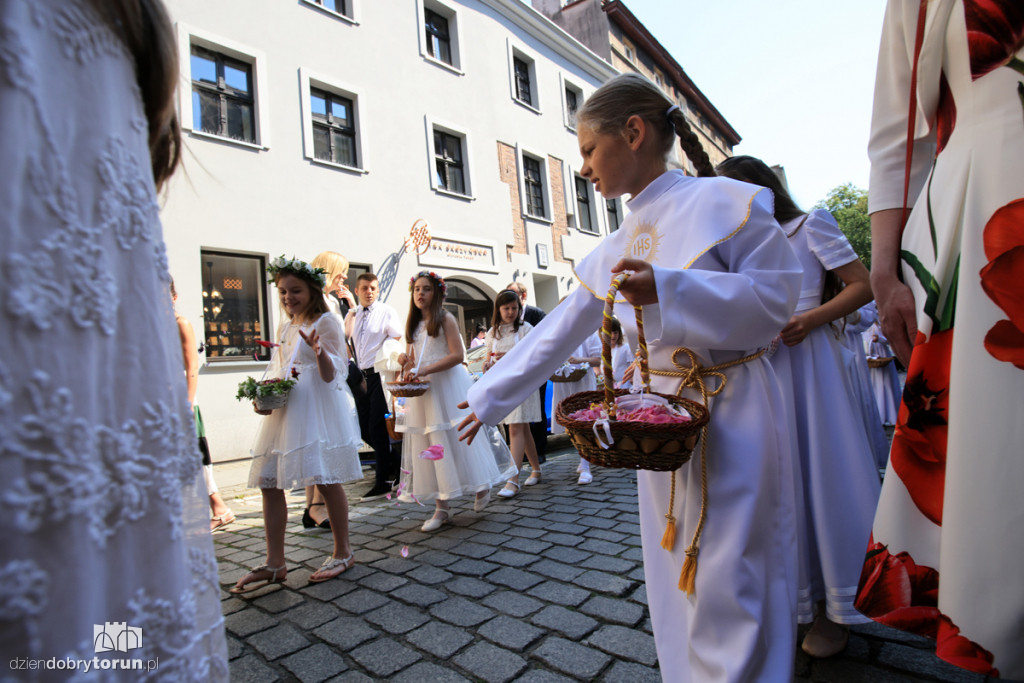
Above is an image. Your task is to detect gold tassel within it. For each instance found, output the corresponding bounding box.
[660,514,676,551]
[678,547,699,595]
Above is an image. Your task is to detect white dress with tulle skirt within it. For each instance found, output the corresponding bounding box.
[248,313,363,489]
[398,319,517,503]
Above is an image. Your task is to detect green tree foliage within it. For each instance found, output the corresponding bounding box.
[813,183,871,269]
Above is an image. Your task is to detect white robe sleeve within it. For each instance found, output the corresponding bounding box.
[652,193,802,350]
[315,313,348,381]
[468,288,603,425]
[867,0,939,214]
[805,209,859,271]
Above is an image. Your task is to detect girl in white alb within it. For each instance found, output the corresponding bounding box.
[459,74,803,682]
[397,271,516,531]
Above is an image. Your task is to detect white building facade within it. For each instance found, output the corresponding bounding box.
[162,0,618,460]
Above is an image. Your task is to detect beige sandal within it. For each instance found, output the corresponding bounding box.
[210,509,236,532]
[308,554,355,583]
[229,564,287,594]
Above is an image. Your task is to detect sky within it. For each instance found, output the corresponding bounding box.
[618,0,889,209]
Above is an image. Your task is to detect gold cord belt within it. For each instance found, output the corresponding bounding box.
[648,346,765,594]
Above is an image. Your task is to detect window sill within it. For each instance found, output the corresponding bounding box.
[523,212,552,225]
[300,0,358,25]
[565,122,578,134]
[309,157,368,175]
[203,358,270,370]
[433,187,475,202]
[188,129,266,151]
[422,55,464,76]
[512,98,542,116]
[576,227,601,236]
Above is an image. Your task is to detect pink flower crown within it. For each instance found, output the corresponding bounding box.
[409,270,447,301]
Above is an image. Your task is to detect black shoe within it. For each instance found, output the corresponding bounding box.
[310,502,331,529]
[302,507,316,528]
[360,483,392,502]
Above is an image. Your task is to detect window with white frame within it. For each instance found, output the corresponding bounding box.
[606,198,622,232]
[521,153,547,219]
[575,176,597,234]
[434,128,467,196]
[425,8,452,65]
[190,46,255,143]
[513,56,534,107]
[310,88,357,167]
[564,82,582,129]
[310,0,347,15]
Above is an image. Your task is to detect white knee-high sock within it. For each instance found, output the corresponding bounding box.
[578,457,590,473]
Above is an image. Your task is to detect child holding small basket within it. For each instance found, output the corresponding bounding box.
[458,73,803,681]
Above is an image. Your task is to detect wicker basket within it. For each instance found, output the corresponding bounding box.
[550,367,588,383]
[554,272,709,471]
[386,382,430,398]
[867,356,895,369]
[254,392,289,411]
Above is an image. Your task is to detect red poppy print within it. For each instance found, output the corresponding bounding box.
[963,0,1024,79]
[889,329,952,525]
[980,199,1024,370]
[937,616,1000,676]
[856,539,1000,676]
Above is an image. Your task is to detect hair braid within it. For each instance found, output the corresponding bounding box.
[668,109,715,178]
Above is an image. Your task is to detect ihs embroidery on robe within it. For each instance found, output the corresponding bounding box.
[623,222,662,262]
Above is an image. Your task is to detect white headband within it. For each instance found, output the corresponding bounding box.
[666,104,680,117]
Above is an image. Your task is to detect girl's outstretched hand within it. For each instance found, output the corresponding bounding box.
[610,259,658,305]
[456,401,482,444]
[299,328,321,355]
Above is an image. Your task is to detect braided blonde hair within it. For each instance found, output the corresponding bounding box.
[578,73,715,178]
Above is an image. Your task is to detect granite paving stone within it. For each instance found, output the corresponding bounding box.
[226,636,245,660]
[229,654,280,683]
[357,571,408,592]
[573,569,635,596]
[488,566,545,591]
[447,576,498,598]
[313,616,379,650]
[506,526,548,539]
[224,609,279,638]
[529,559,586,582]
[527,581,592,607]
[446,558,500,576]
[363,601,430,634]
[544,546,592,564]
[349,637,422,678]
[531,636,612,680]
[530,605,600,640]
[390,583,448,607]
[501,537,553,554]
[603,660,662,683]
[481,590,546,618]
[511,671,576,683]
[467,520,512,533]
[252,589,306,613]
[283,601,342,630]
[280,644,348,682]
[332,588,389,614]
[450,541,500,559]
[430,595,497,627]
[544,532,586,547]
[588,624,658,666]
[389,662,471,683]
[577,538,628,556]
[545,522,590,535]
[368,556,418,574]
[488,549,542,568]
[300,577,359,602]
[578,596,644,626]
[579,555,634,574]
[246,623,310,660]
[405,621,474,659]
[452,641,528,683]
[477,615,545,650]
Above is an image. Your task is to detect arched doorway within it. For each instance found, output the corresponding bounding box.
[443,278,494,347]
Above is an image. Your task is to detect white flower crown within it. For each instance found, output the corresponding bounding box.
[267,255,328,289]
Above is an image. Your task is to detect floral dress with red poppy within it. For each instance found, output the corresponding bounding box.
[857,0,1024,677]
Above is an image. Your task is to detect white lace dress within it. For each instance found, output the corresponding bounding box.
[248,314,363,489]
[0,0,227,677]
[397,320,516,502]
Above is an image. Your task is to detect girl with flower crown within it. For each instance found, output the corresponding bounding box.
[395,271,516,531]
[231,257,364,592]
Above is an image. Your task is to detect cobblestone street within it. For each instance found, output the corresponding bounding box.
[214,440,993,683]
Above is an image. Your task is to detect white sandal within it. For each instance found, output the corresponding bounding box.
[421,509,450,532]
[497,480,520,498]
[308,554,355,583]
[229,564,287,594]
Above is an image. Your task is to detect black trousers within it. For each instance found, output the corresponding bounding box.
[355,368,398,486]
[530,384,548,459]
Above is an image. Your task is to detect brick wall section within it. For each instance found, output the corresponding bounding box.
[547,155,571,265]
[497,141,528,259]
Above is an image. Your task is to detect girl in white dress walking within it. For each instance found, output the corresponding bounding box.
[396,272,516,531]
[232,258,363,592]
